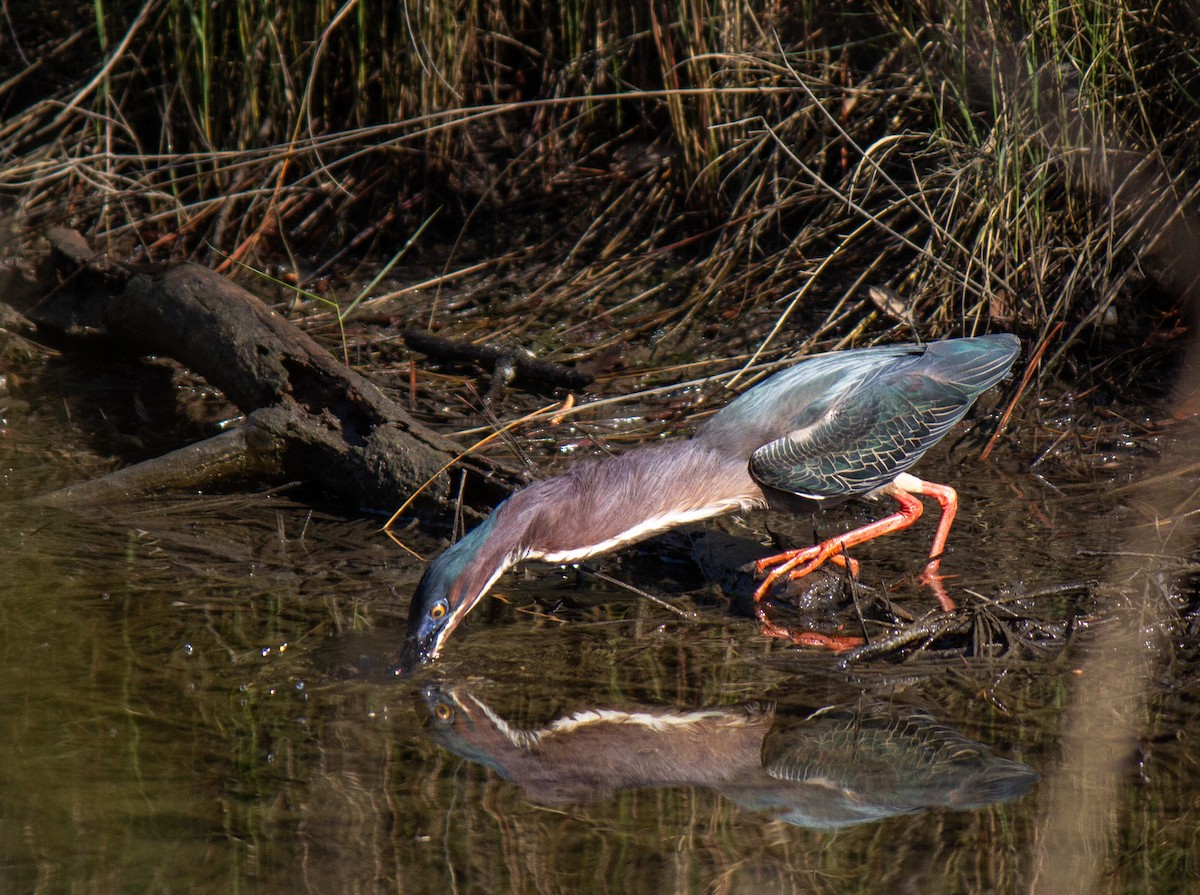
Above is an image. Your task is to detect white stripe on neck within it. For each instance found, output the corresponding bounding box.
[525,496,763,565]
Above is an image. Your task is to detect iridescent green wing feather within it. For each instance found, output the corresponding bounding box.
[748,372,974,499]
[702,334,1019,499]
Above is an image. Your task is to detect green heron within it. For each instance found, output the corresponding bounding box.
[397,333,1019,672]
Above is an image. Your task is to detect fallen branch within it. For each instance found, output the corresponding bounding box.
[20,230,525,512]
[402,327,594,392]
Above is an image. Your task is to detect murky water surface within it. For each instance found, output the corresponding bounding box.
[2,404,1198,894]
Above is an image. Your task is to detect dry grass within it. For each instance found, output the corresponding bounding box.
[2,1,1198,378]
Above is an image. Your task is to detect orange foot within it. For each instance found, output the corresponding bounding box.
[752,473,962,619]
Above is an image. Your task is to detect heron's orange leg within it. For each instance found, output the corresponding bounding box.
[901,476,958,611]
[753,482,925,603]
[752,473,962,647]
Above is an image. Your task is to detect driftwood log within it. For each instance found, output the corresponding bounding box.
[17,229,526,513]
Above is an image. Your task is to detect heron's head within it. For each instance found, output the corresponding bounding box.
[394,511,515,674]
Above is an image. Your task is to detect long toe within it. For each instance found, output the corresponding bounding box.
[754,544,822,575]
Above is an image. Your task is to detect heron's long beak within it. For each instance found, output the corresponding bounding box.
[394,633,432,676]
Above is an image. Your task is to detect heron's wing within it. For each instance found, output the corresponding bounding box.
[703,335,1018,495]
[749,373,972,499]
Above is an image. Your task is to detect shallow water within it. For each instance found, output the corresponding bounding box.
[2,406,1198,894]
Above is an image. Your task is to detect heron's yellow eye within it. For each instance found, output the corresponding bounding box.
[434,702,453,721]
[430,603,446,620]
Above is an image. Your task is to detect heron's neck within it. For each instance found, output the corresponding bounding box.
[502,438,762,563]
[439,439,759,609]
[416,513,517,627]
